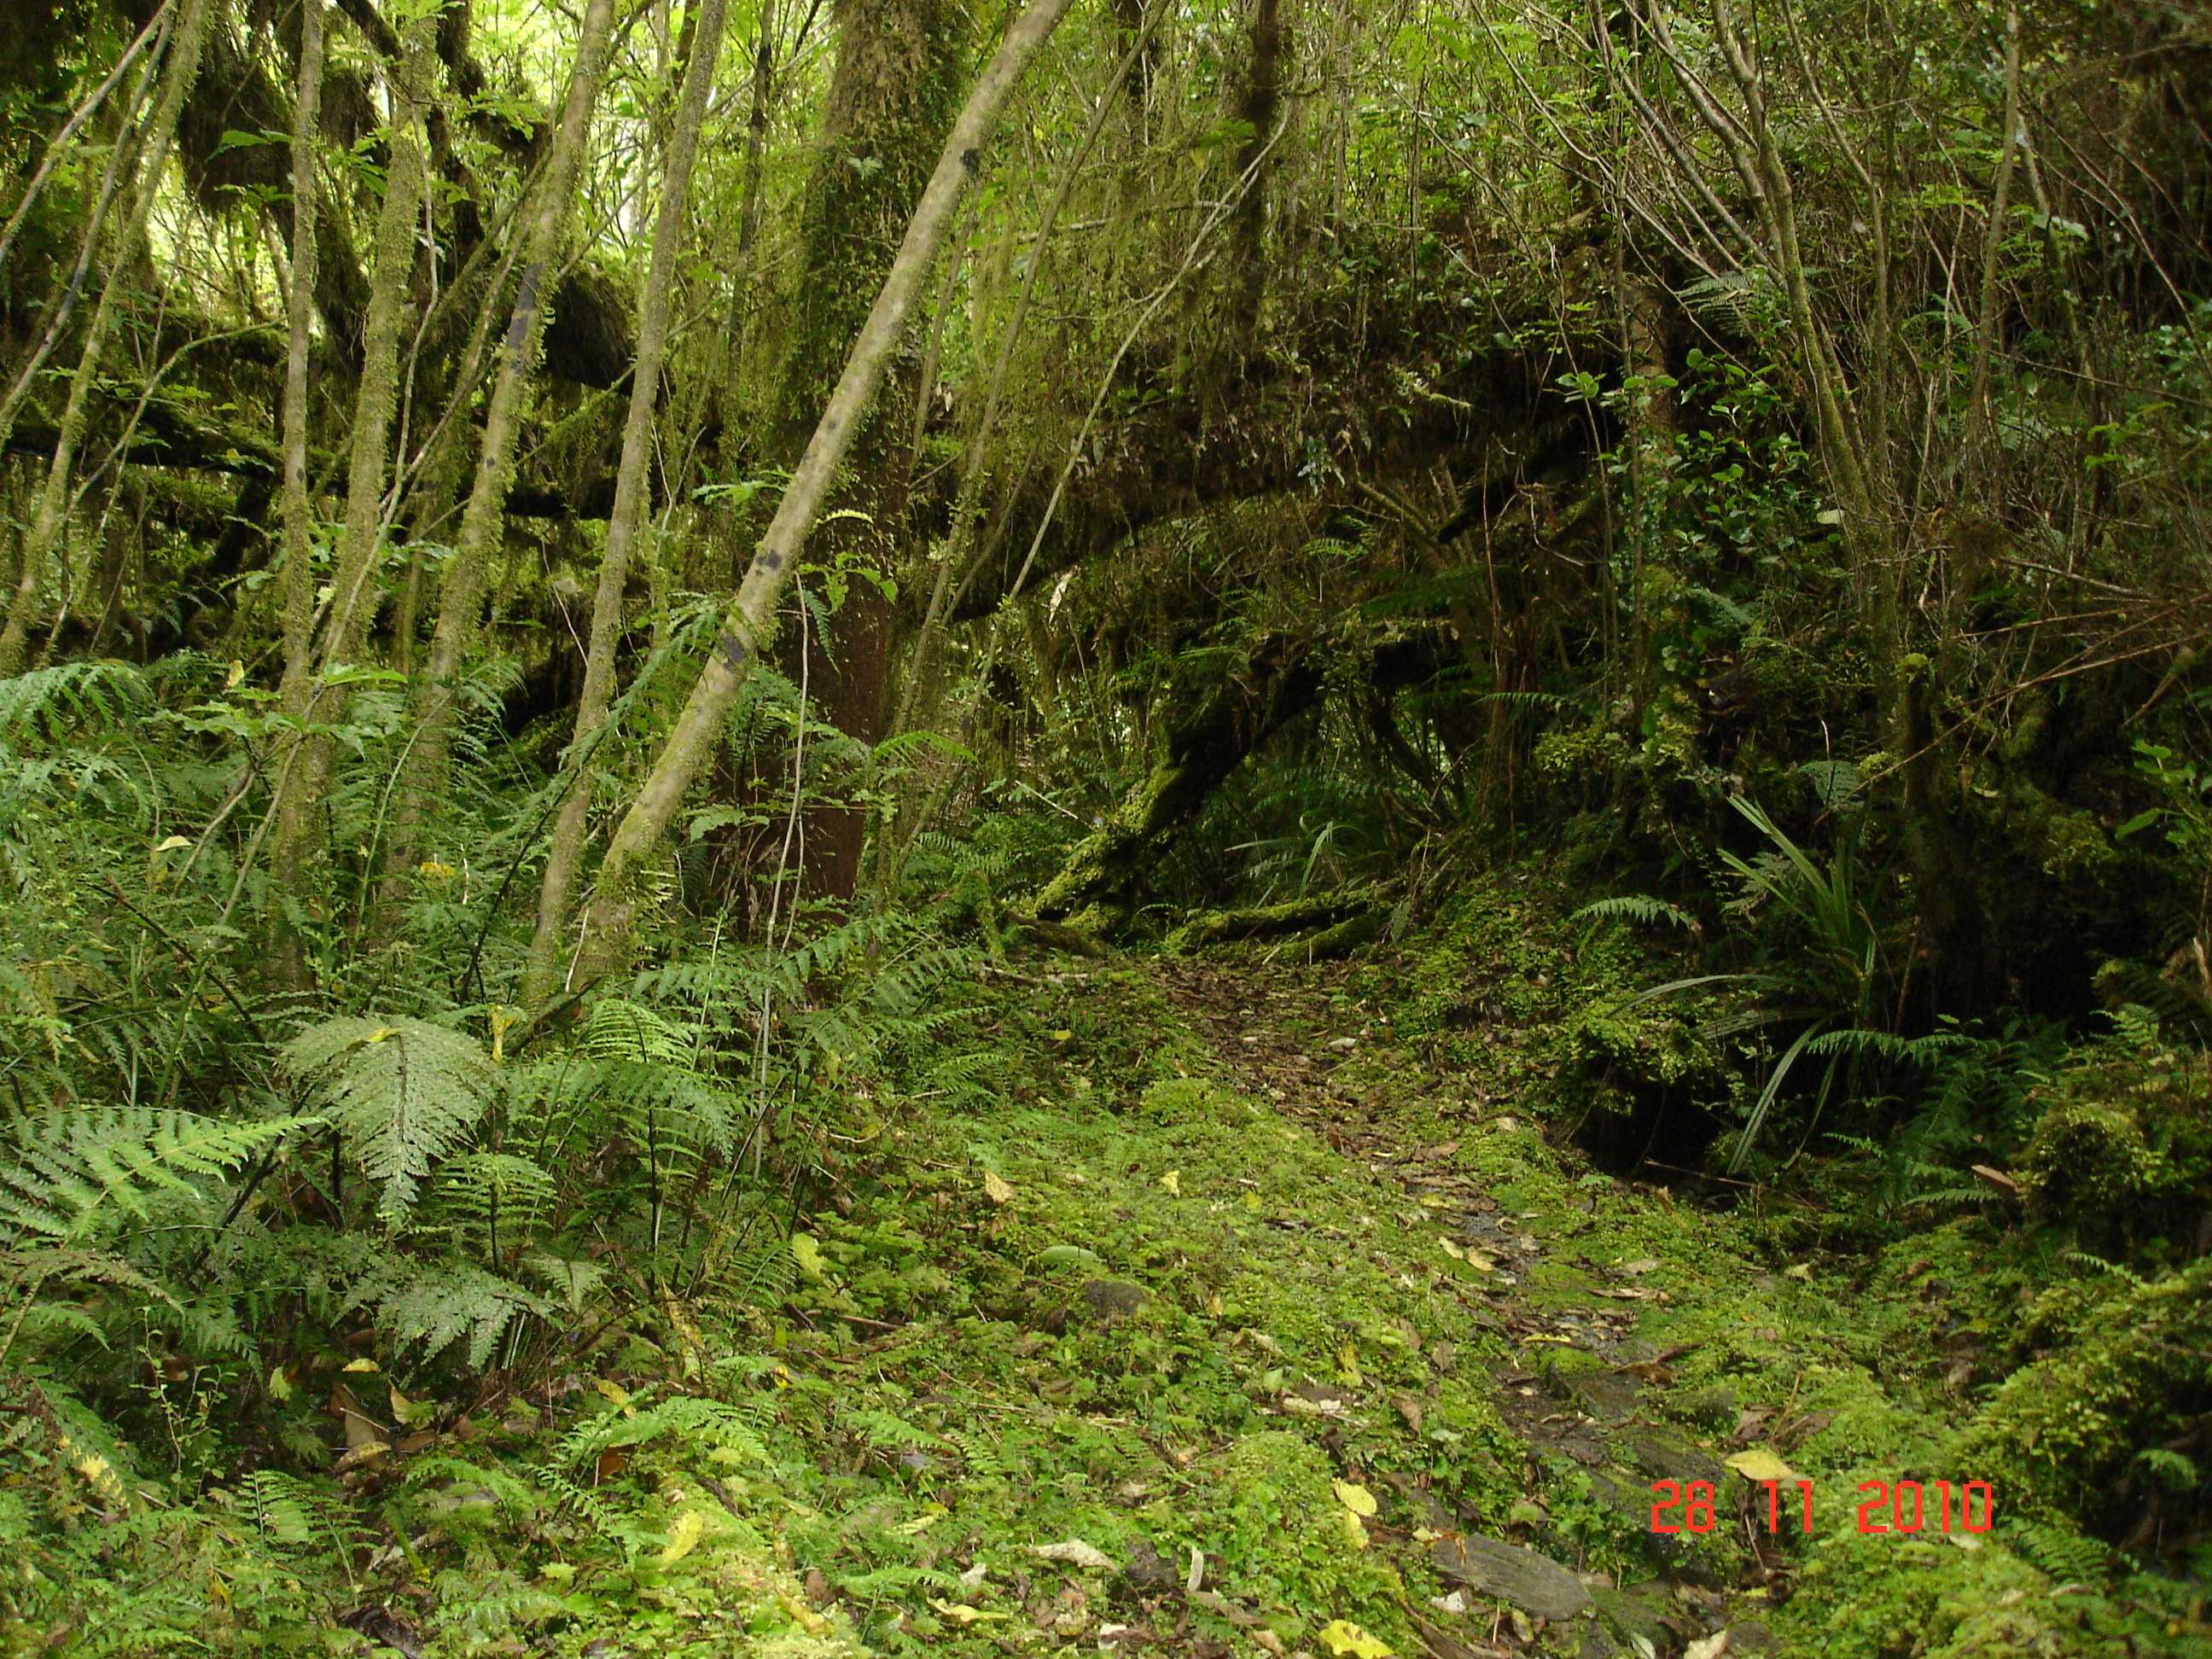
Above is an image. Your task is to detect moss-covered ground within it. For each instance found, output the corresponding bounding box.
[336,937,2197,1657]
[44,894,2201,1657]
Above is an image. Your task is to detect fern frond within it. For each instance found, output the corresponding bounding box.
[1570,894,1697,931]
[281,1016,498,1223]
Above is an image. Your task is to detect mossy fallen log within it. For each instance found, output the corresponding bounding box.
[1165,892,1376,953]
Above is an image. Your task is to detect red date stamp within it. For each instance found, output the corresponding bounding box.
[1650,1478,1994,1535]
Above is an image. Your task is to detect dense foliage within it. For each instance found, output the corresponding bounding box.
[0,0,2207,1651]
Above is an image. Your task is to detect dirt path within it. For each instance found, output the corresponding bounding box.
[1156,958,1774,1657]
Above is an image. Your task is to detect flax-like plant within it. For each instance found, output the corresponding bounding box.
[1610,795,1923,1173]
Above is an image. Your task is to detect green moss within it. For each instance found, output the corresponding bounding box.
[1969,1258,2212,1520]
[1167,1431,1407,1644]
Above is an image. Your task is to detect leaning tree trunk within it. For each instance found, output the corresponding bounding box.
[1030,632,1323,926]
[562,0,1075,991]
[379,0,618,913]
[0,0,212,678]
[522,0,734,1008]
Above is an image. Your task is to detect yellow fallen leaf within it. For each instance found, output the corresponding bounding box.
[982,1169,1016,1206]
[1159,1170,1181,1196]
[1337,1341,1363,1385]
[1333,1480,1377,1517]
[1439,1237,1466,1261]
[1339,1508,1369,1550]
[927,1598,1009,1625]
[341,1358,380,1373]
[1724,1447,1802,1485]
[594,1378,632,1412]
[1318,1619,1394,1657]
[657,1509,704,1565]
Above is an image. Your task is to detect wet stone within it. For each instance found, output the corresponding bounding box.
[1591,1582,1677,1652]
[1430,1534,1594,1621]
[1724,1618,1780,1654]
[1080,1278,1150,1319]
[1626,1429,1729,1492]
[1567,1368,1643,1422]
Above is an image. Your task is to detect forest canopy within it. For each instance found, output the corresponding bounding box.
[0,0,2208,1652]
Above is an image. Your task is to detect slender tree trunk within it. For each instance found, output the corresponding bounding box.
[277,2,327,701]
[522,0,733,1007]
[266,20,434,944]
[0,0,212,677]
[380,0,619,910]
[1232,0,1283,356]
[568,0,1074,985]
[1965,2,2022,499]
[721,14,777,402]
[271,0,328,987]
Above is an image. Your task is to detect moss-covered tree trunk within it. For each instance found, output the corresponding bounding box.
[266,18,433,962]
[1031,633,1323,927]
[0,0,212,677]
[560,0,1077,992]
[769,0,965,905]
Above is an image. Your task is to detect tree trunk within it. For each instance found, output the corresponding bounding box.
[568,0,1075,986]
[1030,632,1323,926]
[768,0,966,905]
[522,0,734,1008]
[270,0,326,987]
[380,0,619,911]
[266,17,433,950]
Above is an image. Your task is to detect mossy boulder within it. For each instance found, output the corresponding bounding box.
[2015,1025,2209,1249]
[1967,1256,2212,1526]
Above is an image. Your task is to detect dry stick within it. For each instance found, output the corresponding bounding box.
[521,0,734,1009]
[568,0,1077,984]
[381,0,620,911]
[0,0,212,678]
[0,0,172,277]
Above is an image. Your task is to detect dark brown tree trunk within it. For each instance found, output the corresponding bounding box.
[769,0,963,904]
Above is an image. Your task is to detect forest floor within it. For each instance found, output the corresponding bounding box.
[601,943,2184,1659]
[71,933,2193,1657]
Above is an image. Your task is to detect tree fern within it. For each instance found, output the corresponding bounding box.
[281,1016,499,1224]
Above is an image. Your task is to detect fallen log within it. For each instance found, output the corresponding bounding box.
[1165,892,1375,953]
